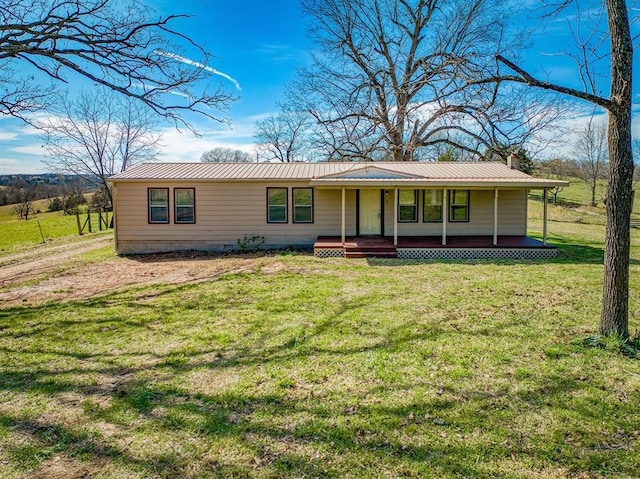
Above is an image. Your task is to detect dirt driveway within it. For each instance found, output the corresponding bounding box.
[0,235,271,308]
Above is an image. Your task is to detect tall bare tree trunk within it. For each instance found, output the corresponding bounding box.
[600,0,633,339]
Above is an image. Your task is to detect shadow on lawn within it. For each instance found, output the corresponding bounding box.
[367,238,640,267]
[0,352,635,478]
[365,241,608,267]
[0,285,637,477]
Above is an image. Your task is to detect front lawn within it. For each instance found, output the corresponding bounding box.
[1,231,639,477]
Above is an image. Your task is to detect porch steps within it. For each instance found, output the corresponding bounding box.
[344,243,398,259]
[345,251,398,258]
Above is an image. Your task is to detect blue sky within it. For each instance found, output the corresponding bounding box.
[0,0,312,174]
[0,0,638,174]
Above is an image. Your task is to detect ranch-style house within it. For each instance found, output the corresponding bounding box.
[108,160,568,259]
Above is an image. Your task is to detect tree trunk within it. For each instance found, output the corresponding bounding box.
[600,0,633,339]
[591,180,597,207]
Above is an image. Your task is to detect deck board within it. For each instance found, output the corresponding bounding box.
[314,235,552,250]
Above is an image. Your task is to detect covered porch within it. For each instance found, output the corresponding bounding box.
[314,235,558,259]
[309,162,567,260]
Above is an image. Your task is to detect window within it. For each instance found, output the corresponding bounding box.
[293,188,313,223]
[267,187,288,223]
[148,188,169,223]
[398,190,418,222]
[449,190,469,222]
[174,188,195,224]
[423,189,443,222]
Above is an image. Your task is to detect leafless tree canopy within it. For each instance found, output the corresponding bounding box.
[0,0,236,129]
[40,89,162,207]
[573,119,608,206]
[7,178,36,220]
[254,106,311,162]
[294,0,563,161]
[200,147,254,163]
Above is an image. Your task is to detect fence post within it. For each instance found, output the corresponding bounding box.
[76,210,82,235]
[37,220,45,243]
[87,209,92,233]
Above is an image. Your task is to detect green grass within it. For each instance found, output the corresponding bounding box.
[0,203,111,254]
[1,226,639,478]
[529,177,640,225]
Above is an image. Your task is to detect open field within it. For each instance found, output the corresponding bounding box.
[1,192,640,478]
[0,202,111,254]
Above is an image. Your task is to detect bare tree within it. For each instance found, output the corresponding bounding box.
[40,90,161,208]
[200,147,254,163]
[254,106,311,162]
[294,0,563,162]
[0,0,237,129]
[573,120,608,207]
[8,178,36,220]
[536,158,580,206]
[471,0,634,339]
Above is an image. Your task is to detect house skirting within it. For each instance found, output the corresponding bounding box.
[314,247,558,260]
[396,248,557,260]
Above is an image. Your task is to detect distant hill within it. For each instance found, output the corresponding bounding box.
[0,174,94,188]
[0,174,100,207]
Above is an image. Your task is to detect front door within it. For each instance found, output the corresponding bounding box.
[359,189,381,235]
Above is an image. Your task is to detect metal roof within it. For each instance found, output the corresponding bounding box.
[109,161,568,188]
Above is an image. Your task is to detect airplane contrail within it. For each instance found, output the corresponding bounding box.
[156,51,242,91]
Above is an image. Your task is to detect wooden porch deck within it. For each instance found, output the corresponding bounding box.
[313,235,556,259]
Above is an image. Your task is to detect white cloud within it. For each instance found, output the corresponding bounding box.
[534,106,640,159]
[156,123,257,162]
[247,112,275,123]
[0,132,18,141]
[0,157,47,174]
[11,144,46,156]
[257,44,303,63]
[0,158,21,166]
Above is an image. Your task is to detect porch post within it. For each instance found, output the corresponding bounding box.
[442,188,448,245]
[493,188,499,246]
[542,188,548,246]
[341,187,346,245]
[393,187,398,246]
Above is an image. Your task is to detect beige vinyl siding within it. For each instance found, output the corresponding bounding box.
[382,189,526,236]
[446,190,526,236]
[114,181,357,253]
[497,190,527,235]
[113,181,527,254]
